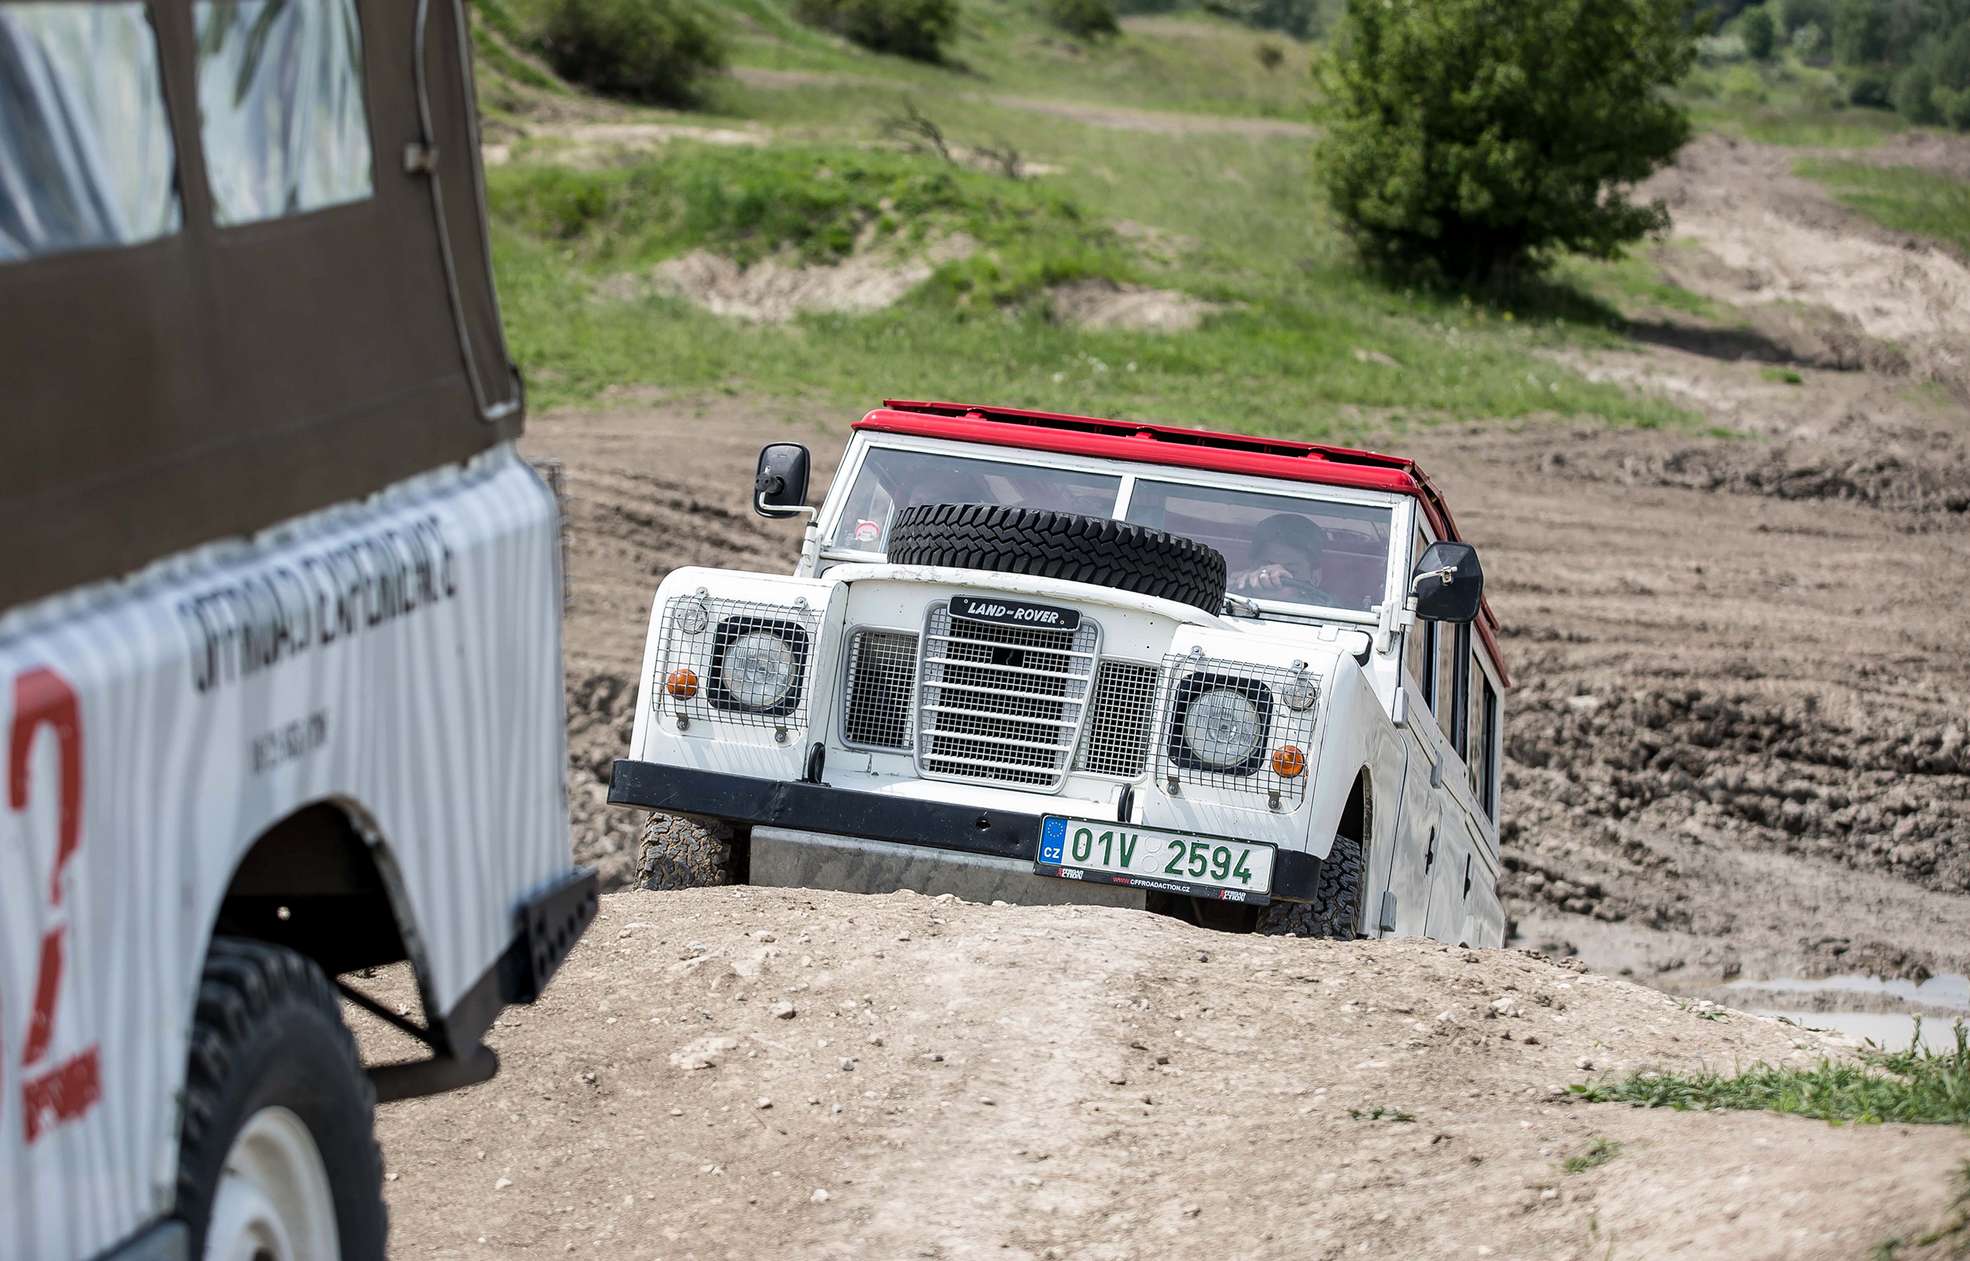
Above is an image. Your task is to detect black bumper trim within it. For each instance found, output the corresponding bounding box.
[610,760,1043,861]
[608,760,1321,902]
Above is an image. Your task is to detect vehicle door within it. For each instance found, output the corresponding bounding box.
[1384,529,1444,936]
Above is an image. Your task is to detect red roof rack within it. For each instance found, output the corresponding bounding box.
[856,401,1508,684]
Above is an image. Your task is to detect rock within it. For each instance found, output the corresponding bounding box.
[495,1177,513,1191]
[669,1036,740,1071]
[811,1188,831,1203]
[771,1000,798,1020]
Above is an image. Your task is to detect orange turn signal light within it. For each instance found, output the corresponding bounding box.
[1270,744,1307,779]
[666,668,700,699]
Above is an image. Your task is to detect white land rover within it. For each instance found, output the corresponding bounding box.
[610,402,1508,944]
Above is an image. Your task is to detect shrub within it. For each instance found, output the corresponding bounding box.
[1201,0,1323,38]
[1943,86,1970,130]
[1792,20,1826,59]
[532,0,725,105]
[1318,0,1694,281]
[1832,0,1889,64]
[1739,5,1777,59]
[1040,0,1119,39]
[1256,40,1286,71]
[1779,0,1834,34]
[1846,68,1893,106]
[793,0,959,61]
[1895,62,1942,122]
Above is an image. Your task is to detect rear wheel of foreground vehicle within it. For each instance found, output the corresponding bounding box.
[638,812,742,889]
[1257,835,1365,939]
[886,503,1229,614]
[175,938,386,1261]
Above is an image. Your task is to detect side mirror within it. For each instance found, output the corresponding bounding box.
[753,443,811,520]
[1410,541,1483,623]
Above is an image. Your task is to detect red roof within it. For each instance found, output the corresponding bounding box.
[857,401,1508,685]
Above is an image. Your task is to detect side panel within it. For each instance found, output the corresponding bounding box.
[0,444,566,1260]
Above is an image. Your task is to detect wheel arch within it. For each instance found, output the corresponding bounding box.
[207,796,434,1009]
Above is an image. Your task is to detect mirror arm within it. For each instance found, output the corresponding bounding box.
[1409,565,1457,594]
[756,492,818,523]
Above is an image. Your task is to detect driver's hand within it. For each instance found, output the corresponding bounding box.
[1236,564,1287,592]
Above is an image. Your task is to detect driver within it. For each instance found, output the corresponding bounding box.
[1231,513,1334,604]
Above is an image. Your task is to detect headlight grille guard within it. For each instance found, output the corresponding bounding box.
[1157,653,1319,811]
[653,593,821,741]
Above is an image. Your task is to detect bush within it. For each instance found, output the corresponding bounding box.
[1739,4,1777,59]
[1040,0,1119,39]
[1791,20,1826,59]
[1256,40,1286,71]
[1895,62,1942,122]
[1943,86,1970,130]
[793,0,958,60]
[1832,0,1889,64]
[1201,0,1324,38]
[1779,0,1834,34]
[533,0,725,105]
[1846,68,1893,106]
[1318,0,1694,281]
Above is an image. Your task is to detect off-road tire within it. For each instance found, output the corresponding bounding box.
[887,503,1229,614]
[1258,835,1366,939]
[174,938,387,1259]
[638,812,743,889]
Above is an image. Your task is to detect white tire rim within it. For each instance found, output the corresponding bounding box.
[204,1105,340,1261]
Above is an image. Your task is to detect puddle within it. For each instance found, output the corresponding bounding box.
[1752,1010,1967,1053]
[1726,972,1970,1011]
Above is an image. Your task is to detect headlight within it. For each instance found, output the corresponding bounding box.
[1179,684,1266,771]
[720,630,796,709]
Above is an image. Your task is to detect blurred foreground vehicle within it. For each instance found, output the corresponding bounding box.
[0,1,596,1256]
[610,402,1507,944]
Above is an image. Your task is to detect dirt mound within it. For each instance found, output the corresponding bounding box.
[1640,135,1970,389]
[1509,684,1970,899]
[1537,439,1970,514]
[621,235,977,323]
[1048,278,1222,331]
[361,888,1970,1259]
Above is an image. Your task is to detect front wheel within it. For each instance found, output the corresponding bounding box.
[174,938,387,1260]
[1258,835,1366,939]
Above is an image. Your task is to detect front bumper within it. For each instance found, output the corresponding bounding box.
[607,760,1322,902]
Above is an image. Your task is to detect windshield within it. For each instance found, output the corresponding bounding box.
[829,447,1122,552]
[1125,481,1393,615]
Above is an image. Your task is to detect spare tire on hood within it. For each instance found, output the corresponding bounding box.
[885,503,1228,614]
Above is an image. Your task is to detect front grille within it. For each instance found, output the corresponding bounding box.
[915,602,1100,789]
[1076,660,1160,778]
[842,630,917,749]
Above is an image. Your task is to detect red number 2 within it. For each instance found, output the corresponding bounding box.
[7,667,101,1143]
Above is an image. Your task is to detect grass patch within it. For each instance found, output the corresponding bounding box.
[489,143,1112,272]
[487,135,1692,431]
[1561,1137,1622,1174]
[1348,1105,1416,1122]
[1761,366,1804,385]
[1572,1022,1970,1126]
[1795,160,1970,258]
[1679,55,1906,148]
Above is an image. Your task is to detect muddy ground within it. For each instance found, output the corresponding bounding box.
[369,135,1970,1254]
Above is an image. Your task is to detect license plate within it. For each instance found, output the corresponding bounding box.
[1035,816,1274,904]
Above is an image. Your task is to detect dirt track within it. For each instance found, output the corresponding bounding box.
[364,890,1969,1259]
[369,134,1970,1255]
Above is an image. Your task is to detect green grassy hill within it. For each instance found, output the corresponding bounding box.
[467,0,1964,437]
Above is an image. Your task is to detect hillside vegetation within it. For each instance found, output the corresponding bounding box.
[467,0,1966,441]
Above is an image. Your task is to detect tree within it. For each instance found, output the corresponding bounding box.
[1833,0,1890,62]
[1318,0,1695,280]
[1041,0,1120,39]
[1779,0,1836,33]
[1740,4,1779,57]
[792,0,959,61]
[533,0,726,106]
